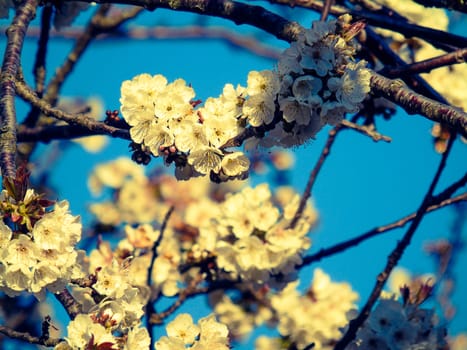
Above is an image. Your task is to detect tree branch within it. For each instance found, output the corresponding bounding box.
[0,325,62,347]
[383,48,467,77]
[289,125,341,229]
[32,5,53,100]
[64,0,304,42]
[340,119,392,142]
[15,78,130,140]
[0,0,39,179]
[54,289,82,320]
[146,206,174,345]
[370,73,467,138]
[300,192,467,267]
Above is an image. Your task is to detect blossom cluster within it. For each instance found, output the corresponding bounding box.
[191,184,317,286]
[255,15,371,148]
[55,313,150,350]
[155,313,230,350]
[255,269,359,350]
[55,230,153,348]
[87,158,317,289]
[120,16,370,180]
[0,190,84,300]
[347,298,447,350]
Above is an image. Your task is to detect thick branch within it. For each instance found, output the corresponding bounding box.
[54,289,82,320]
[0,0,39,179]
[370,73,467,138]
[64,0,304,42]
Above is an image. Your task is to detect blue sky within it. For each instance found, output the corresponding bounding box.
[1,2,466,348]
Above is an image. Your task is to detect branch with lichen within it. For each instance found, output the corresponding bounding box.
[54,289,83,320]
[369,72,467,138]
[0,0,39,179]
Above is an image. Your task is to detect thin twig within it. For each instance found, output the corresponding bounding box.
[320,0,333,21]
[0,0,39,179]
[15,78,130,140]
[300,192,466,267]
[32,5,53,101]
[340,119,391,142]
[17,124,128,142]
[146,206,174,345]
[289,125,341,228]
[42,4,112,107]
[0,325,62,347]
[335,133,457,349]
[150,273,204,324]
[363,27,450,105]
[383,48,467,77]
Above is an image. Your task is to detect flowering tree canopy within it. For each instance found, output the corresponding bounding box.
[0,0,466,349]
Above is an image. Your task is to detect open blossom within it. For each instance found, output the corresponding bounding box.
[120,74,249,181]
[155,314,229,350]
[0,198,84,299]
[191,184,317,285]
[347,298,447,350]
[271,269,358,350]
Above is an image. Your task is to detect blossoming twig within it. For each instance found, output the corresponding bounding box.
[335,133,457,349]
[0,0,39,179]
[0,325,62,347]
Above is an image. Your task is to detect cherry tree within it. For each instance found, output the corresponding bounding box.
[0,0,466,349]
